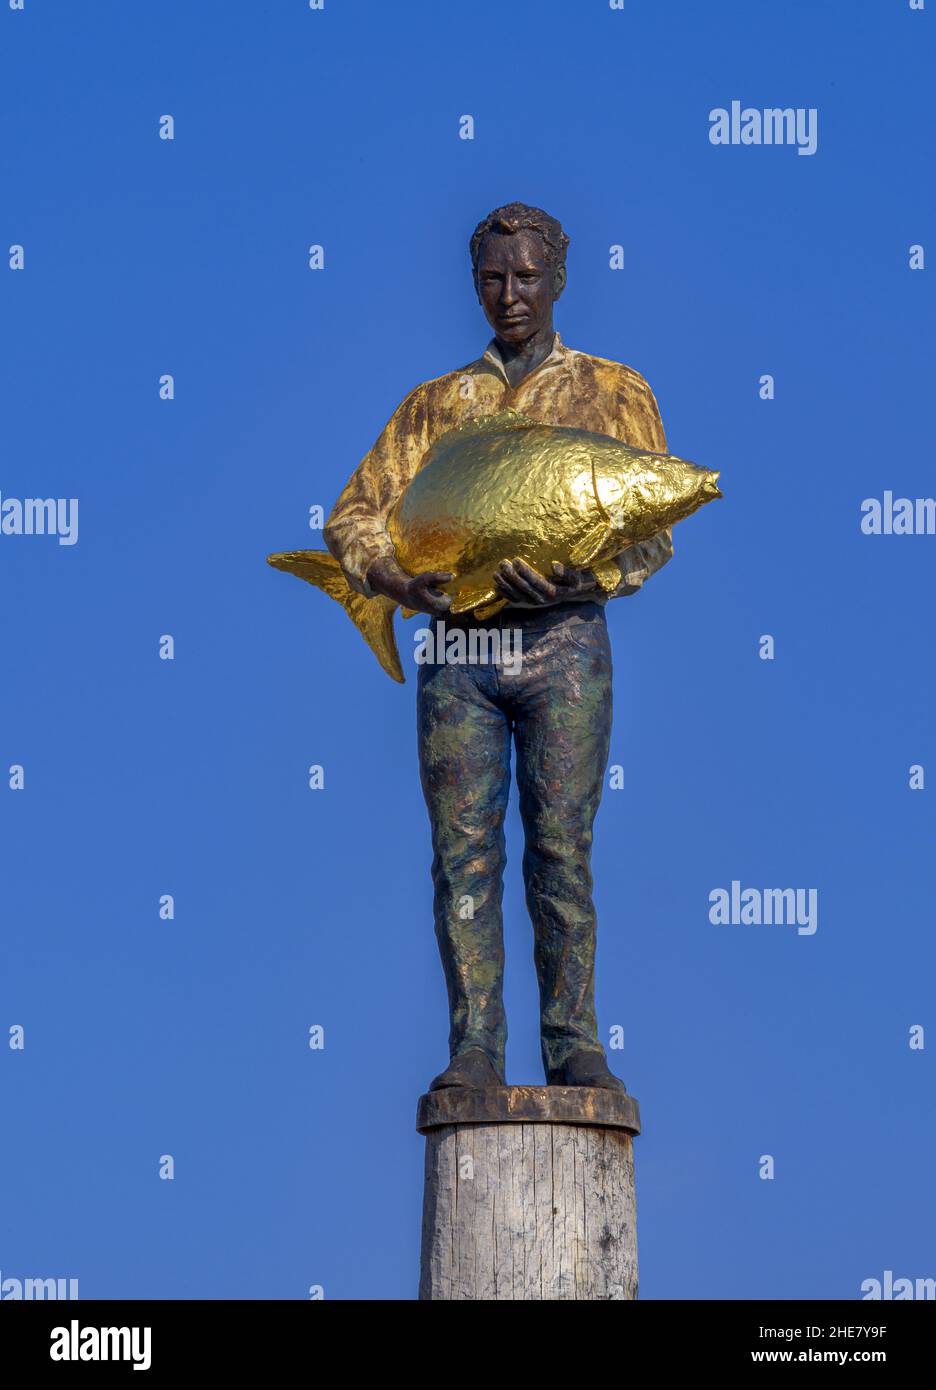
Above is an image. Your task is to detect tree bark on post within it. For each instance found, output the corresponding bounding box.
[417,1085,641,1301]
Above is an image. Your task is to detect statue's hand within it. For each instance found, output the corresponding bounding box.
[494,557,598,606]
[406,570,455,616]
[367,555,453,616]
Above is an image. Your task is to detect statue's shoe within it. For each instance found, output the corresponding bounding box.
[428,1048,505,1091]
[547,1050,627,1093]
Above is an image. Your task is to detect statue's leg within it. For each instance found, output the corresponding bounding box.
[417,654,511,1078]
[510,605,613,1079]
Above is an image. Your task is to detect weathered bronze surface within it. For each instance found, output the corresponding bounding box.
[418,601,615,1082]
[268,201,721,1096]
[416,1084,641,1135]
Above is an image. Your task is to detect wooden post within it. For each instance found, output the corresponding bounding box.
[416,1085,641,1301]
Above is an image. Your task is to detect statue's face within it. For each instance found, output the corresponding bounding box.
[475,229,564,345]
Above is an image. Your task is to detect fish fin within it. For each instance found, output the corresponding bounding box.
[400,606,418,620]
[568,520,614,569]
[267,549,404,684]
[473,598,508,620]
[449,585,499,615]
[592,559,622,594]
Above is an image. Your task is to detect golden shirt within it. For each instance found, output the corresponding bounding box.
[324,333,674,600]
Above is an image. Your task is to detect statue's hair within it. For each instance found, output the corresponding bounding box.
[469,202,569,277]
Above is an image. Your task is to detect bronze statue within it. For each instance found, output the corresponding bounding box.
[269,203,720,1093]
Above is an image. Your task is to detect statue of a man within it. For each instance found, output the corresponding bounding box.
[324,203,673,1093]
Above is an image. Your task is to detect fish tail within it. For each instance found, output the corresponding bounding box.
[266,549,404,683]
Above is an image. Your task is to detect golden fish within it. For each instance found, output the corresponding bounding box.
[268,410,721,683]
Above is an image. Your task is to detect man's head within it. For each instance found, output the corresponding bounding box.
[470,203,568,346]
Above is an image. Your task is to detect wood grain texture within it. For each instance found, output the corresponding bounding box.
[418,1120,638,1301]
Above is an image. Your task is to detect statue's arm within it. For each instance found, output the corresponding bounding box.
[609,374,675,598]
[611,529,674,595]
[322,385,429,597]
[322,385,452,616]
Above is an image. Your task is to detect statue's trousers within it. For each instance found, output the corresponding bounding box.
[416,599,613,1077]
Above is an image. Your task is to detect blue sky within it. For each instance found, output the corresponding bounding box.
[1,0,933,1299]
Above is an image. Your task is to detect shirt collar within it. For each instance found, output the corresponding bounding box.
[481,331,568,385]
